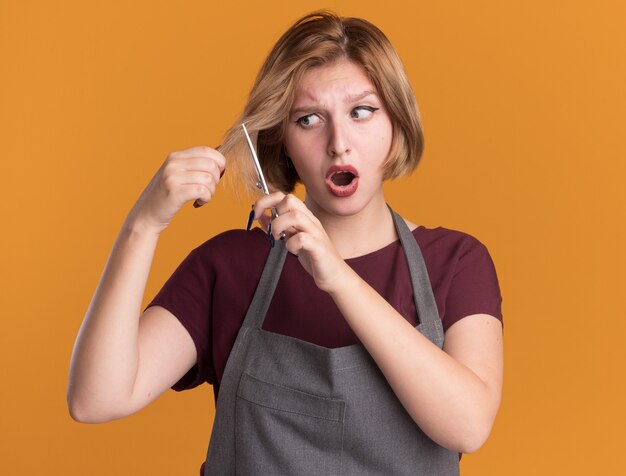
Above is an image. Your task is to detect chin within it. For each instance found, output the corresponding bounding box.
[316,193,380,218]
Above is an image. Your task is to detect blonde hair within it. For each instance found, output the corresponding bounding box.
[220,10,423,196]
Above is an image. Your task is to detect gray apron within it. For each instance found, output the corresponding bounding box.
[203,209,460,475]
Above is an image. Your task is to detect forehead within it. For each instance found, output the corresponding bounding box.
[294,59,377,103]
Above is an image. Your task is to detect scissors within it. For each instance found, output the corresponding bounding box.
[241,123,279,220]
[193,124,280,244]
[241,123,284,247]
[192,124,278,217]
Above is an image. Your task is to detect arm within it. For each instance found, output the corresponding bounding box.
[67,222,197,423]
[329,271,503,454]
[67,147,224,423]
[255,193,503,454]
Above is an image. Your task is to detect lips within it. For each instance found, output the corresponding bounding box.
[325,165,359,197]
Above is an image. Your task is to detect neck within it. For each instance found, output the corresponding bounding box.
[306,193,398,259]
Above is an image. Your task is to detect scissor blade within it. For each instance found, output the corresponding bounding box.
[241,123,278,219]
[242,123,270,196]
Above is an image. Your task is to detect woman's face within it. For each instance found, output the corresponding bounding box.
[283,58,393,218]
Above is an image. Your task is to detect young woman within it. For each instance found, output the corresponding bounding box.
[68,11,503,475]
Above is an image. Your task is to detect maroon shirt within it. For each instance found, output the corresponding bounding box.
[147,225,503,401]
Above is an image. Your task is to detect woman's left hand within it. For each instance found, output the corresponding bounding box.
[253,192,350,293]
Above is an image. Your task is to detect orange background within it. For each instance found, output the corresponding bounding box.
[1,1,624,474]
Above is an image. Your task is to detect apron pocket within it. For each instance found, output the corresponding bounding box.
[235,372,345,476]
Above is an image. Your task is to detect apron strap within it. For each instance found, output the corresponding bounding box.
[241,239,288,330]
[242,207,443,346]
[389,207,443,331]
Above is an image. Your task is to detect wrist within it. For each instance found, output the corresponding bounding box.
[325,262,361,298]
[122,215,162,241]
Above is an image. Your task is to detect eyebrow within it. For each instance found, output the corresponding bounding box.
[290,90,379,116]
[346,90,377,102]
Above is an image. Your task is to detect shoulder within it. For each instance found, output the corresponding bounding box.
[180,228,274,289]
[412,225,491,260]
[413,225,503,330]
[196,227,268,249]
[411,225,500,295]
[191,227,269,262]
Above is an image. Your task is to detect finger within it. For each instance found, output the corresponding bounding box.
[252,193,314,234]
[169,146,221,161]
[182,158,226,179]
[168,148,226,173]
[283,229,317,257]
[270,208,319,240]
[275,194,310,217]
[254,193,311,225]
[180,161,224,209]
[257,213,271,231]
[252,192,287,225]
[177,156,224,176]
[253,192,286,216]
[180,171,218,209]
[179,170,218,187]
[273,195,319,239]
[177,182,215,207]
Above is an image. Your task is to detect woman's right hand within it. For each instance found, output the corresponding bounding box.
[127,146,226,235]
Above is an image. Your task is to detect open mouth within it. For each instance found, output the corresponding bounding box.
[330,170,356,186]
[325,165,359,197]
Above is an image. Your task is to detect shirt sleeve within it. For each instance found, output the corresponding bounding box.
[442,236,503,332]
[145,247,214,391]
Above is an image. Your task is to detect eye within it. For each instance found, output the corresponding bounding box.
[296,113,321,128]
[350,106,379,120]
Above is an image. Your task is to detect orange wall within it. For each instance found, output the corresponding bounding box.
[1,1,624,474]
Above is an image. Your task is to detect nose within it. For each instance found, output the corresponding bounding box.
[327,120,351,157]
